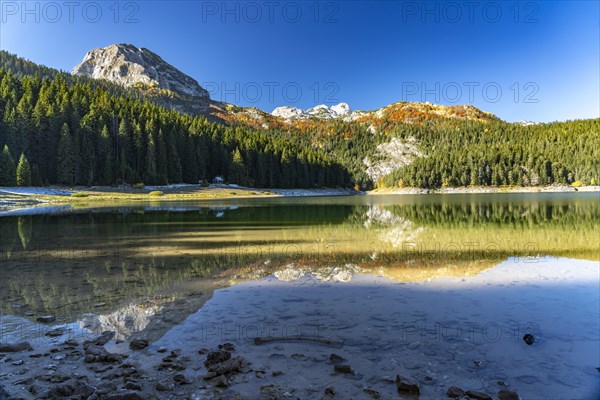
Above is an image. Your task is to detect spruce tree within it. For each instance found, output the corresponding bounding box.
[56,123,75,185]
[229,148,249,186]
[16,153,31,186]
[0,145,16,185]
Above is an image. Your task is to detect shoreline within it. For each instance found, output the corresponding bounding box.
[368,185,600,195]
[0,184,598,215]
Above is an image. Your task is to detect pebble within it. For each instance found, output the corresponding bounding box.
[11,360,24,366]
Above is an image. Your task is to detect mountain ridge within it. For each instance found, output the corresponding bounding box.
[71,43,500,128]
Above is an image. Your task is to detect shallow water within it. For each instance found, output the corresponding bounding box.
[0,193,599,397]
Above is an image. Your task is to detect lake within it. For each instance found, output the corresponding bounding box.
[0,192,598,399]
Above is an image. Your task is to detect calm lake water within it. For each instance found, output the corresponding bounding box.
[0,193,598,398]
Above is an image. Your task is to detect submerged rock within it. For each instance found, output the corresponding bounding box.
[36,315,56,323]
[213,375,229,388]
[156,380,174,391]
[129,339,149,351]
[396,375,420,395]
[498,389,522,400]
[334,364,353,374]
[90,331,116,346]
[174,373,193,385]
[124,382,142,391]
[447,386,466,398]
[204,350,231,368]
[523,333,535,345]
[207,356,244,375]
[45,328,65,337]
[324,385,336,396]
[218,343,235,351]
[364,388,381,399]
[83,344,123,363]
[43,381,94,398]
[466,390,493,400]
[104,392,144,400]
[0,342,32,352]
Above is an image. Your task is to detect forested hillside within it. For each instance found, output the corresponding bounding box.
[0,53,350,188]
[0,51,598,189]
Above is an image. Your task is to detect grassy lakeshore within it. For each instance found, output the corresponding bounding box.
[0,184,598,209]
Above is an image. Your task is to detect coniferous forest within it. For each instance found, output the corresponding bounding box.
[0,51,598,189]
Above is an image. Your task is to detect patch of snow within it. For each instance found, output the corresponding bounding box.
[0,187,71,196]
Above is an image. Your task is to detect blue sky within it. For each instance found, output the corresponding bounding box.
[1,0,598,122]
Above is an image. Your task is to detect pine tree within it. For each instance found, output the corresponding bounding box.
[0,144,16,185]
[16,153,31,186]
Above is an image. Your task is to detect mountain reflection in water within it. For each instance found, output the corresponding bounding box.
[0,193,598,340]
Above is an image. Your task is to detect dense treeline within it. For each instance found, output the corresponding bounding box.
[0,51,598,189]
[380,119,599,188]
[0,54,351,188]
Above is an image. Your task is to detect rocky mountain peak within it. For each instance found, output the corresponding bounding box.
[272,102,352,122]
[72,44,210,114]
